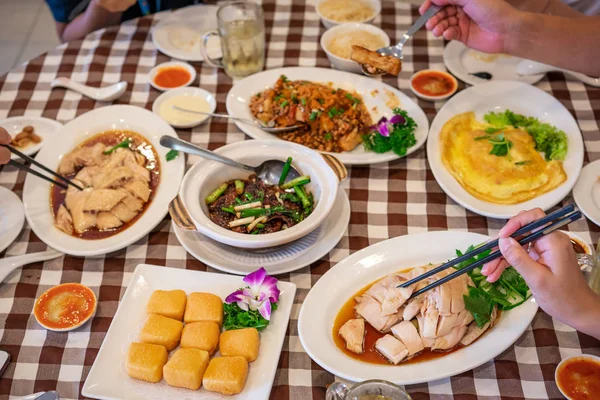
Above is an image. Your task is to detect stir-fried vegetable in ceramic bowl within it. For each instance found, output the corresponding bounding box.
[172,140,345,249]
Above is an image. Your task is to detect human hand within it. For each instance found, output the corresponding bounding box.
[0,128,10,165]
[482,208,600,338]
[94,0,137,13]
[419,0,519,54]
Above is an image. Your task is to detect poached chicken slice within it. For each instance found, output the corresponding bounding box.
[83,189,126,212]
[422,306,439,339]
[460,307,498,346]
[110,202,138,223]
[96,211,124,230]
[375,335,408,364]
[124,179,151,202]
[391,321,424,356]
[436,313,460,337]
[354,295,390,332]
[338,319,365,354]
[432,325,468,351]
[380,276,413,315]
[416,314,435,348]
[456,308,475,326]
[403,296,423,321]
[450,274,469,313]
[55,205,73,235]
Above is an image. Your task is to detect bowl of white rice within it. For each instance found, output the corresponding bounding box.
[320,23,390,74]
[316,0,381,28]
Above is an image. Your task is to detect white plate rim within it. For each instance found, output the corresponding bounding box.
[152,87,217,129]
[21,105,185,257]
[297,231,539,385]
[225,67,430,165]
[173,186,351,275]
[82,264,297,400]
[0,116,63,159]
[0,187,25,254]
[443,40,544,86]
[573,159,600,227]
[426,80,584,219]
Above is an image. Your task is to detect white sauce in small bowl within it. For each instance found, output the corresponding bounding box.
[153,87,217,129]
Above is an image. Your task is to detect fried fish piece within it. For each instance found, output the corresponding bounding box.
[350,45,402,76]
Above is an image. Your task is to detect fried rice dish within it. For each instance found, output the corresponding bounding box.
[249,75,373,152]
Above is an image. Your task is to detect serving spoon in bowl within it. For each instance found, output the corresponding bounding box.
[172,105,302,134]
[160,136,300,185]
[361,4,443,77]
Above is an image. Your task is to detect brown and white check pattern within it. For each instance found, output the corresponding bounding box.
[0,1,599,399]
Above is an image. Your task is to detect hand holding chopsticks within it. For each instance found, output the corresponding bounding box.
[1,144,83,191]
[401,205,582,299]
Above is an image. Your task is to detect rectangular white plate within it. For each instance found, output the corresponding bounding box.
[82,264,296,400]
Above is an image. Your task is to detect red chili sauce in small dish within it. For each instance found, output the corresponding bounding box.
[34,283,97,330]
[556,357,600,400]
[153,66,192,88]
[411,71,456,97]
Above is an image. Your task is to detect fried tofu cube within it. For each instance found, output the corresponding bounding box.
[146,290,187,321]
[184,292,223,326]
[202,356,249,395]
[180,321,220,355]
[220,328,260,362]
[140,314,183,351]
[163,348,210,390]
[126,342,168,383]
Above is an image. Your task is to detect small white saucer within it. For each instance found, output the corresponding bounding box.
[0,116,62,159]
[152,87,216,129]
[148,61,196,92]
[573,160,600,227]
[173,188,351,275]
[0,187,25,254]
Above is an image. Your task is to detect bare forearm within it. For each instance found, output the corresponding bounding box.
[507,0,584,17]
[58,1,122,42]
[505,12,600,76]
[570,292,600,340]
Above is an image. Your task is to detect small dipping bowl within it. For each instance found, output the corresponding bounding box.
[320,23,390,74]
[410,69,458,101]
[555,354,600,400]
[34,283,97,332]
[149,61,196,92]
[153,87,217,129]
[561,230,593,255]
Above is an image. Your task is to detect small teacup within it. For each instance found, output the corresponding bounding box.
[326,379,412,400]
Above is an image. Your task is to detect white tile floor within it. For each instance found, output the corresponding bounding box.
[0,0,61,75]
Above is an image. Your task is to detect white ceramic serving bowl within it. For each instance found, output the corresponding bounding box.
[555,354,600,399]
[174,140,345,249]
[315,0,381,29]
[152,86,217,129]
[410,69,458,102]
[148,61,196,91]
[22,105,185,257]
[320,23,390,74]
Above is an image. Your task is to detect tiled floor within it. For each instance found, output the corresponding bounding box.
[0,0,61,76]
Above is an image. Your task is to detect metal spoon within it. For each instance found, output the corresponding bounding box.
[51,77,127,102]
[172,106,302,134]
[361,4,443,77]
[160,136,300,186]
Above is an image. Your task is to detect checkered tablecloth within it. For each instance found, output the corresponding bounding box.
[0,1,599,399]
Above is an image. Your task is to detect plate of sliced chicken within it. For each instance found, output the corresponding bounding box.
[298,231,538,384]
[22,105,184,256]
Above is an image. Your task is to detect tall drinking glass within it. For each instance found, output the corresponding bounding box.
[200,1,265,78]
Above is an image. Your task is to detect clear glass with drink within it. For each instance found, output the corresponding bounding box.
[200,1,265,78]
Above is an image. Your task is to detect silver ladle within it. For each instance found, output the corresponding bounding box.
[160,136,301,186]
[361,5,443,77]
[172,106,302,134]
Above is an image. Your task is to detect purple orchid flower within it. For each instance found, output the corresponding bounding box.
[372,114,406,137]
[225,268,280,320]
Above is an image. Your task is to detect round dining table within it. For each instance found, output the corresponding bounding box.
[0,0,599,399]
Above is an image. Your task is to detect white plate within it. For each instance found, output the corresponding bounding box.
[22,105,185,257]
[173,187,350,275]
[443,41,544,86]
[82,264,296,400]
[427,80,584,219]
[152,5,221,62]
[148,61,197,92]
[573,160,600,226]
[226,67,429,165]
[152,87,217,129]
[298,231,539,384]
[0,116,62,159]
[0,187,25,254]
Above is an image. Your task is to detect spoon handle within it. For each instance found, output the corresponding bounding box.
[399,4,442,46]
[173,106,258,126]
[159,136,256,173]
[0,249,62,283]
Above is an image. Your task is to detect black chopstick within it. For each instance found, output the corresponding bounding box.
[8,160,69,190]
[398,204,576,288]
[3,144,83,191]
[406,210,582,300]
